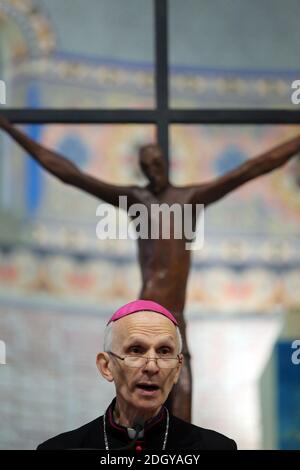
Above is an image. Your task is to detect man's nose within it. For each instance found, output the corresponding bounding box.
[143,357,160,373]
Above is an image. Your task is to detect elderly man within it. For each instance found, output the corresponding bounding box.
[37,300,237,450]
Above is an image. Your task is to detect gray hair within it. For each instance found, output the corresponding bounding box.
[103,321,183,354]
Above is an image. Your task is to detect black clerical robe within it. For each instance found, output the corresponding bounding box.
[37,398,237,450]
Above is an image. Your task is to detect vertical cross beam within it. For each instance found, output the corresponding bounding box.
[155,0,169,170]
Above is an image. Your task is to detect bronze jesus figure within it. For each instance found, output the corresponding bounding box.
[1,115,299,421]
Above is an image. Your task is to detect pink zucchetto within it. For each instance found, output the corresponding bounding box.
[107,299,178,326]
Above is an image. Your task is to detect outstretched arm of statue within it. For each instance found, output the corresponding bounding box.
[0,116,138,207]
[191,133,300,206]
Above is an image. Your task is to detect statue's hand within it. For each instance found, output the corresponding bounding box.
[0,115,10,130]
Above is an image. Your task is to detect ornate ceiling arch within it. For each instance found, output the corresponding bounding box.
[0,0,55,57]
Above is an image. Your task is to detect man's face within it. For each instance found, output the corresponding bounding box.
[139,145,168,192]
[105,312,182,415]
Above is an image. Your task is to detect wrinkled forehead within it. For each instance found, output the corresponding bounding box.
[112,311,177,348]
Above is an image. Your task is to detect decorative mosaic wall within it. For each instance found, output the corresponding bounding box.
[1,0,300,450]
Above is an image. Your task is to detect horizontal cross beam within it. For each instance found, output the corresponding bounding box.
[1,108,300,124]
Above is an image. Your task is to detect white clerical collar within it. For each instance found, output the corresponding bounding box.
[127,427,144,439]
[112,407,144,438]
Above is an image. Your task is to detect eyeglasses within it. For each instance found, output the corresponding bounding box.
[108,351,182,369]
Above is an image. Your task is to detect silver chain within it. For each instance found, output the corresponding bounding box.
[103,407,169,450]
[162,408,169,450]
[103,411,109,450]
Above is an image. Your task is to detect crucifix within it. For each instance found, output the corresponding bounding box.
[1,0,300,422]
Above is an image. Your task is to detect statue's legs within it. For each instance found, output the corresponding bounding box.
[166,311,192,422]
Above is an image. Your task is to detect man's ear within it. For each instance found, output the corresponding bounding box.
[96,352,114,383]
[173,354,184,385]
